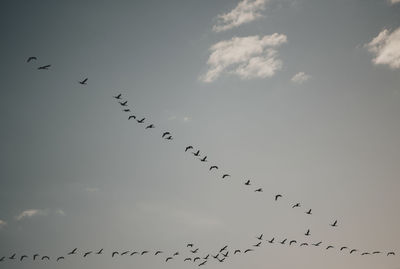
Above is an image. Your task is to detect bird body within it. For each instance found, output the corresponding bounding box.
[244,249,253,253]
[155,251,163,255]
[209,166,218,171]
[141,251,149,255]
[305,229,310,236]
[330,220,338,227]
[292,203,300,208]
[193,150,200,156]
[268,237,275,243]
[27,56,37,62]
[83,251,92,257]
[41,256,50,260]
[166,257,173,262]
[112,252,119,257]
[57,256,65,261]
[280,239,287,244]
[185,146,193,152]
[38,64,51,70]
[256,234,263,240]
[128,115,136,120]
[253,242,261,247]
[289,240,297,246]
[275,194,282,201]
[306,209,312,215]
[145,124,154,129]
[96,249,103,254]
[222,174,230,179]
[200,156,207,162]
[254,188,263,192]
[119,101,128,106]
[244,180,251,185]
[199,260,207,266]
[113,94,122,99]
[79,78,88,85]
[137,118,145,123]
[120,251,129,256]
[312,242,322,247]
[162,132,170,138]
[20,255,28,261]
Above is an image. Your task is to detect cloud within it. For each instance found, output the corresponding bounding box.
[0,220,7,229]
[389,0,400,4]
[201,34,287,82]
[291,72,311,84]
[16,209,47,221]
[365,27,400,69]
[55,209,66,216]
[213,0,268,32]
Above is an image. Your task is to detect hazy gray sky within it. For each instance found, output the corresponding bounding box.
[0,0,399,268]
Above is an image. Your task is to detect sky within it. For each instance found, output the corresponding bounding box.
[0,0,400,268]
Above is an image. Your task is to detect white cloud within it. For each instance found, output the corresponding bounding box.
[213,0,268,32]
[291,72,311,84]
[366,27,400,69]
[201,34,287,82]
[16,209,47,221]
[389,0,400,4]
[0,220,7,229]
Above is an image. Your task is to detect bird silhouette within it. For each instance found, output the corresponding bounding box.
[221,252,228,258]
[113,94,122,99]
[305,209,312,215]
[96,249,103,254]
[244,180,251,185]
[165,135,173,140]
[209,166,218,171]
[57,256,65,261]
[0,257,4,262]
[217,257,225,262]
[112,252,119,257]
[222,174,230,179]
[141,251,149,255]
[234,249,241,254]
[312,242,322,247]
[191,248,199,254]
[275,194,282,201]
[292,203,301,208]
[145,124,154,129]
[128,115,136,120]
[41,256,50,260]
[123,109,130,112]
[119,101,128,106]
[120,251,129,256]
[372,251,381,254]
[387,252,395,256]
[212,254,219,259]
[350,249,357,254]
[340,246,348,251]
[326,246,334,250]
[199,260,207,266]
[330,220,338,227]
[79,78,88,85]
[219,246,228,252]
[193,257,200,262]
[9,254,16,260]
[162,132,170,138]
[187,243,194,248]
[166,257,173,262]
[155,251,163,255]
[280,239,287,245]
[254,188,263,192]
[244,249,253,253]
[268,237,275,243]
[305,229,311,236]
[137,118,145,123]
[173,252,179,256]
[27,56,37,62]
[185,146,193,152]
[253,242,261,247]
[130,251,138,256]
[361,252,370,256]
[193,150,200,156]
[300,243,308,247]
[83,251,92,257]
[184,258,192,261]
[20,255,28,261]
[38,64,51,70]
[33,254,39,260]
[200,156,207,162]
[203,254,209,259]
[289,240,297,246]
[256,234,263,240]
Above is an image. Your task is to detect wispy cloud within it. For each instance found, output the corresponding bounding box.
[389,0,400,5]
[291,72,311,84]
[201,34,287,82]
[365,27,400,69]
[0,220,7,229]
[15,209,48,221]
[213,0,268,32]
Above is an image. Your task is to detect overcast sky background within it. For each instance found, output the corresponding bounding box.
[0,0,400,268]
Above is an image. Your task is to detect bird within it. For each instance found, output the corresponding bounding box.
[340,246,348,251]
[162,132,170,138]
[217,258,225,263]
[113,94,122,99]
[27,56,37,62]
[185,146,193,152]
[244,180,251,185]
[20,255,28,261]
[361,252,370,256]
[96,249,103,254]
[219,246,228,252]
[305,229,311,236]
[33,254,39,260]
[305,209,312,215]
[234,249,241,254]
[130,251,138,256]
[112,252,119,257]
[79,78,88,85]
[57,256,65,261]
[203,254,209,259]
[166,257,173,262]
[387,252,395,256]
[187,243,194,248]
[123,109,130,112]
[221,251,229,258]
[9,254,16,260]
[222,174,231,179]
[254,188,263,192]
[330,220,338,227]
[292,203,301,208]
[372,251,381,254]
[165,135,173,140]
[253,242,261,247]
[155,251,163,255]
[326,246,334,250]
[212,254,219,259]
[41,256,50,260]
[137,118,145,123]
[191,248,199,254]
[128,115,136,120]
[0,257,4,262]
[193,257,200,262]
[312,242,322,247]
[173,252,179,256]
[38,64,51,70]
[199,261,207,266]
[289,240,297,246]
[184,258,192,262]
[83,251,92,257]
[193,150,200,156]
[120,251,129,256]
[256,234,263,240]
[119,101,128,106]
[300,243,309,247]
[209,166,218,171]
[275,194,282,201]
[268,237,275,243]
[141,251,149,255]
[200,156,207,162]
[244,249,253,253]
[350,249,358,254]
[280,239,287,244]
[145,124,154,129]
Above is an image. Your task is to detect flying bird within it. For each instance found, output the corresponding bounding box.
[57,256,65,261]
[300,243,309,247]
[212,254,219,259]
[120,251,129,256]
[289,240,297,246]
[191,248,199,254]
[326,246,334,250]
[166,257,173,262]
[340,246,348,251]
[38,64,51,70]
[280,239,287,245]
[268,237,275,243]
[209,166,218,171]
[165,135,173,140]
[361,252,370,256]
[130,251,138,256]
[128,115,136,120]
[0,257,4,262]
[79,78,88,85]
[193,150,200,156]
[41,256,50,260]
[173,252,179,256]
[137,118,145,123]
[305,229,311,236]
[256,234,263,240]
[185,146,193,152]
[222,174,230,179]
[244,249,253,253]
[254,188,263,192]
[372,251,381,254]
[96,249,103,254]
[312,242,322,247]
[253,242,261,247]
[275,194,282,201]
[112,252,119,257]
[193,257,200,262]
[141,251,149,255]
[113,94,122,99]
[350,249,357,254]
[221,252,228,257]
[305,209,312,215]
[200,156,207,162]
[27,56,37,62]
[292,203,301,208]
[387,252,395,256]
[217,258,225,262]
[119,101,128,106]
[234,250,241,254]
[83,251,92,257]
[145,124,154,129]
[20,255,28,261]
[33,254,39,260]
[184,258,192,262]
[244,180,251,185]
[155,251,163,255]
[9,254,16,260]
[162,132,170,138]
[330,220,338,227]
[123,109,130,112]
[219,245,228,252]
[187,243,194,248]
[199,260,207,266]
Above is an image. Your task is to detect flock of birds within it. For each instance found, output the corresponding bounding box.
[3,57,395,266]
